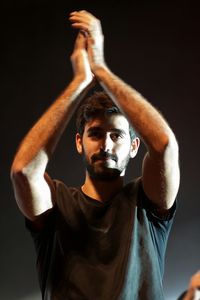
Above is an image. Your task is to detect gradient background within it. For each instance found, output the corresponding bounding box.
[1,0,200,299]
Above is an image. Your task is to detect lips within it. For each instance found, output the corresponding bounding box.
[91,152,117,163]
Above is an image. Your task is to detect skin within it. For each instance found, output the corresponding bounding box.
[10,10,180,229]
[76,114,139,201]
[70,10,180,214]
[10,32,94,224]
[183,272,200,300]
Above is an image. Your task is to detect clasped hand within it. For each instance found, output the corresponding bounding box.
[69,10,105,83]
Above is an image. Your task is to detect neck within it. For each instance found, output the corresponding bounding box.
[81,172,124,202]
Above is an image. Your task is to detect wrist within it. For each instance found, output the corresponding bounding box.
[91,63,109,80]
[73,74,93,89]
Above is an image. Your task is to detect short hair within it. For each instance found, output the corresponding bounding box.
[76,91,136,140]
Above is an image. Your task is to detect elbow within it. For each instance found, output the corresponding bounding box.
[10,161,25,182]
[10,163,27,189]
[156,131,179,157]
[10,159,33,188]
[10,163,21,182]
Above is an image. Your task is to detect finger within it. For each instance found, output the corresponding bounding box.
[73,31,86,50]
[69,14,90,25]
[69,11,92,24]
[70,10,98,21]
[70,10,88,16]
[71,22,90,33]
[80,30,89,38]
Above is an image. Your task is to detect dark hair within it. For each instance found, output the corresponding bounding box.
[76,91,136,140]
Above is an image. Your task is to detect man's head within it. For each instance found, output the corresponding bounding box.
[76,91,136,141]
[75,91,140,180]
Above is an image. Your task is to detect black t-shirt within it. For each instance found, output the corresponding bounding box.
[26,178,176,300]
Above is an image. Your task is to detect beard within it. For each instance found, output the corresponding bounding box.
[82,149,131,181]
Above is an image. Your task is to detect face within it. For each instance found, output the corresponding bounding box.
[76,114,139,181]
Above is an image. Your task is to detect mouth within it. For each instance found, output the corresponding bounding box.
[97,158,114,164]
[92,153,117,163]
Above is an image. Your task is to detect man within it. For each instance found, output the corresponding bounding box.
[11,10,180,300]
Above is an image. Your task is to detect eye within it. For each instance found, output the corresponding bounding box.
[88,130,103,139]
[111,132,123,141]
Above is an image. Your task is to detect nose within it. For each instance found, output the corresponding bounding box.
[101,133,113,152]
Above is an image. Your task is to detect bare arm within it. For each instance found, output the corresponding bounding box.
[11,33,93,222]
[70,11,180,214]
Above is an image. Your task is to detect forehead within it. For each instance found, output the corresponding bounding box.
[84,114,130,132]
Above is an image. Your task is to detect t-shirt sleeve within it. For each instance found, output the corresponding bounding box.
[25,207,58,296]
[25,178,63,247]
[24,179,60,296]
[25,208,56,252]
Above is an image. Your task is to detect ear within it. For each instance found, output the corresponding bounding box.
[130,137,140,158]
[76,133,83,154]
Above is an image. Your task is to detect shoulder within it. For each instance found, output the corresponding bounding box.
[52,179,81,202]
[26,180,81,233]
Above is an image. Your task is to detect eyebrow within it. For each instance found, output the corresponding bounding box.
[87,126,127,135]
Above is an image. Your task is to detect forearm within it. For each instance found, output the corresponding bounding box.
[94,65,176,153]
[69,10,176,152]
[11,77,90,173]
[11,26,93,219]
[69,10,179,211]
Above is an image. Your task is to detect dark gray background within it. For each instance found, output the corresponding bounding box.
[1,0,200,299]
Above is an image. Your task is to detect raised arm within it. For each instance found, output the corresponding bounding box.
[10,33,93,222]
[69,11,180,214]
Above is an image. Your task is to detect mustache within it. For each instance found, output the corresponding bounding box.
[91,151,117,163]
